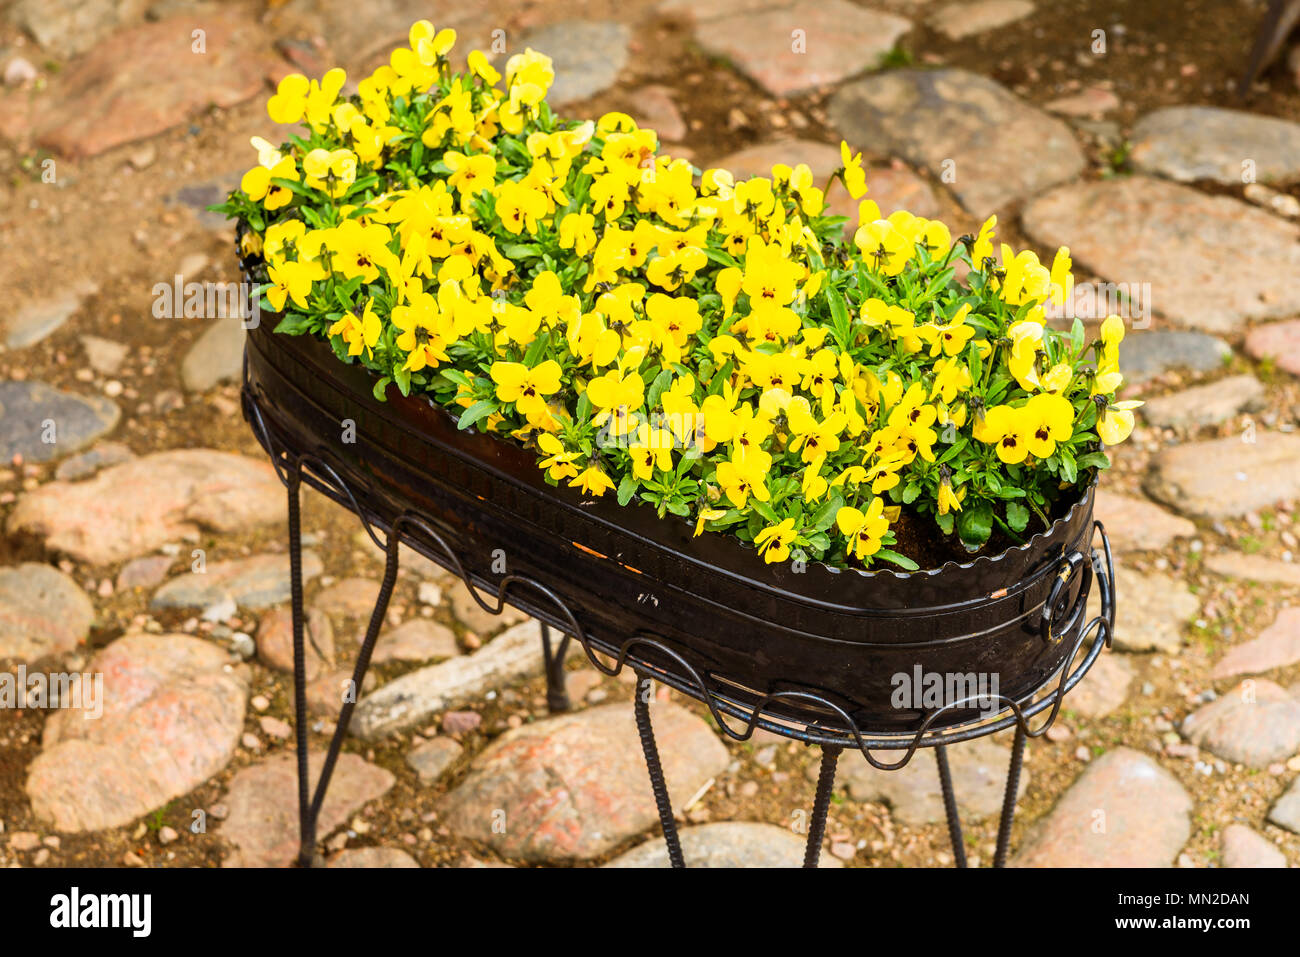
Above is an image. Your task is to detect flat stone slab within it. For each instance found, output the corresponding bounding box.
[1131,106,1300,185]
[1140,375,1266,430]
[3,282,96,349]
[1182,679,1300,768]
[515,20,629,106]
[257,605,335,680]
[446,581,529,636]
[220,751,394,867]
[326,847,419,868]
[605,821,841,868]
[1120,331,1232,384]
[1211,607,1300,679]
[352,620,555,739]
[1093,490,1195,553]
[0,562,94,664]
[0,381,119,464]
[27,632,248,832]
[1145,432,1300,519]
[150,551,323,612]
[931,0,1034,39]
[693,0,910,97]
[1221,824,1287,867]
[1012,747,1192,866]
[1086,565,1198,653]
[813,734,1026,825]
[1023,177,1300,334]
[1245,319,1300,377]
[312,578,379,619]
[439,701,728,862]
[1205,553,1300,588]
[0,11,280,158]
[181,318,246,393]
[1065,652,1133,718]
[829,68,1084,216]
[8,449,285,565]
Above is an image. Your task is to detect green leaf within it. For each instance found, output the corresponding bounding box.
[371,376,392,402]
[617,472,638,507]
[456,399,498,431]
[500,242,542,259]
[1006,501,1030,533]
[874,549,920,571]
[935,511,955,536]
[750,498,779,524]
[957,500,994,550]
[900,481,921,505]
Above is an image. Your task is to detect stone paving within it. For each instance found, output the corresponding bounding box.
[0,0,1299,869]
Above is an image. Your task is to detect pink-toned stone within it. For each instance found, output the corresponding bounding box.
[1012,747,1192,867]
[1064,653,1133,719]
[693,0,911,96]
[1145,432,1300,519]
[312,577,380,618]
[932,0,1034,40]
[1046,86,1121,117]
[441,710,482,735]
[1093,490,1195,553]
[1023,177,1300,334]
[1212,607,1300,679]
[326,846,419,868]
[2,11,280,158]
[27,633,248,832]
[1246,319,1300,377]
[1182,679,1300,768]
[116,555,176,591]
[629,85,685,142]
[8,450,285,566]
[373,618,459,663]
[1221,824,1287,868]
[150,551,323,611]
[220,751,394,867]
[258,605,335,681]
[439,701,728,861]
[447,581,529,635]
[1205,553,1300,587]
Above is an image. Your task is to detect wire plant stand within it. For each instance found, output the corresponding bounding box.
[240,374,1116,869]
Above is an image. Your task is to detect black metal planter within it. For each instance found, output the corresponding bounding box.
[239,313,1116,869]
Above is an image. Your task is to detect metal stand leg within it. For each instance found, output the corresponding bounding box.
[993,724,1027,868]
[289,472,400,868]
[804,745,840,868]
[540,623,570,713]
[633,673,684,868]
[935,744,968,868]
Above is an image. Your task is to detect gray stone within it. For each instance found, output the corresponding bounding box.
[53,441,135,481]
[351,620,565,739]
[326,847,419,868]
[167,171,242,231]
[816,734,1027,825]
[0,381,119,464]
[3,282,96,348]
[439,701,727,862]
[1211,607,1300,679]
[1119,331,1232,384]
[1182,679,1300,769]
[1140,375,1267,430]
[8,0,147,57]
[1012,747,1192,867]
[1131,106,1300,185]
[150,551,322,612]
[27,632,248,832]
[116,554,175,591]
[693,0,911,97]
[1221,824,1287,867]
[1269,777,1300,834]
[516,21,629,106]
[932,0,1034,39]
[0,562,94,664]
[406,736,463,784]
[829,68,1084,216]
[1093,490,1195,553]
[220,751,394,867]
[1023,177,1300,334]
[605,821,842,868]
[1145,432,1300,519]
[180,317,246,392]
[9,449,285,565]
[80,335,129,375]
[1086,564,1197,653]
